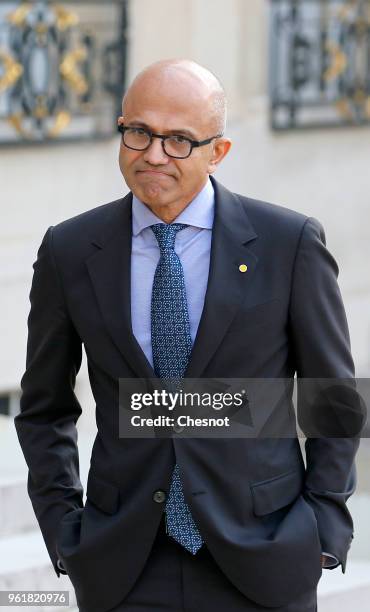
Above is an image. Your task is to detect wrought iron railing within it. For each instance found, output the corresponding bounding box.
[269,0,370,129]
[0,0,128,144]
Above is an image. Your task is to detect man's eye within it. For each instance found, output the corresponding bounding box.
[133,128,147,135]
[171,135,188,143]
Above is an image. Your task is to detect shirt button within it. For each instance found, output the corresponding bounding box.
[153,490,167,503]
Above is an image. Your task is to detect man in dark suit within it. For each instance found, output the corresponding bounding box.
[15,59,360,611]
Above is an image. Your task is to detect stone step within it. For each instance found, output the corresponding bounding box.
[0,529,77,610]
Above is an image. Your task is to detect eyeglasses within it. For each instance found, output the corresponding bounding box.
[117,124,223,159]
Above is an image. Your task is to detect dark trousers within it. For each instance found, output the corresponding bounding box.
[105,514,318,612]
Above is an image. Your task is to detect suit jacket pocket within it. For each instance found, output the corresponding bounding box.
[86,472,120,515]
[250,469,303,516]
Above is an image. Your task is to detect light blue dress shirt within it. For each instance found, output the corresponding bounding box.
[131,177,214,369]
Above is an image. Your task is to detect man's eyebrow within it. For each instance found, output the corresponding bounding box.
[125,121,198,140]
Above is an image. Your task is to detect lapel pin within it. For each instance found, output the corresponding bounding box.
[239,264,248,273]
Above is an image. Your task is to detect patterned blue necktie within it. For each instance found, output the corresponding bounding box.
[151,222,203,554]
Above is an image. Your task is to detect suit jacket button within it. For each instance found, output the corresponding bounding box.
[153,490,166,503]
[173,422,184,433]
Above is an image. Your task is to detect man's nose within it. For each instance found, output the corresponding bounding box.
[143,137,169,165]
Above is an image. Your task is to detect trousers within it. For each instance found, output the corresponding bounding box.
[104,513,318,612]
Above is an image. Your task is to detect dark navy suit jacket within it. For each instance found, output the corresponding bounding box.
[14,177,360,611]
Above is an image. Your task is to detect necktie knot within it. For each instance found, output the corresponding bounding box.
[151,223,188,253]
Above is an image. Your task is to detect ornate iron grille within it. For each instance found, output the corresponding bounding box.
[0,0,128,144]
[269,0,370,129]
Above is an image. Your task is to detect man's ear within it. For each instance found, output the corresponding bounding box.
[207,138,232,174]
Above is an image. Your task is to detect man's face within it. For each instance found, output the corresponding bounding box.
[118,74,230,219]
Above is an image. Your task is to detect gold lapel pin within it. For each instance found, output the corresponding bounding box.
[239,264,248,273]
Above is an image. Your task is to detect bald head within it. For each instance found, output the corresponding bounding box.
[122,59,227,134]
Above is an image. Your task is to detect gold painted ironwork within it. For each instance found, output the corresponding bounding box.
[6,3,32,27]
[1,3,81,137]
[33,95,49,119]
[59,46,88,95]
[330,1,370,121]
[48,110,71,137]
[323,41,348,81]
[7,109,72,140]
[0,0,128,142]
[53,4,79,31]
[7,113,30,138]
[270,0,370,129]
[0,50,23,92]
[335,98,355,121]
[35,23,49,34]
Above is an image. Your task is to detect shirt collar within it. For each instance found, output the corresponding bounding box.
[132,177,214,236]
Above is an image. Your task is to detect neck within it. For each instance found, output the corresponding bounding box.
[146,203,187,224]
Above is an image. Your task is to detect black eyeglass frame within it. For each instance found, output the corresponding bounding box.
[117,124,223,159]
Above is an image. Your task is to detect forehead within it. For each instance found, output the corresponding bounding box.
[123,75,214,134]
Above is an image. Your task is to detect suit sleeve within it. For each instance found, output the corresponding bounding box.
[14,226,84,578]
[289,216,361,574]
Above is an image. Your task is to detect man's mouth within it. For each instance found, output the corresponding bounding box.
[137,170,173,178]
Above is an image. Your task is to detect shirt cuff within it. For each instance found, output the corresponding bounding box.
[321,551,340,568]
[56,558,67,574]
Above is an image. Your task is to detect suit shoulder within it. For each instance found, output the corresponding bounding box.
[44,194,131,266]
[236,192,309,234]
[51,196,126,236]
[48,194,131,258]
[227,189,326,254]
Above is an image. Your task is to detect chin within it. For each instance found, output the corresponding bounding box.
[136,184,173,206]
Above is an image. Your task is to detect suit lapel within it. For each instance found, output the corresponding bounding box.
[184,177,258,378]
[85,192,156,379]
